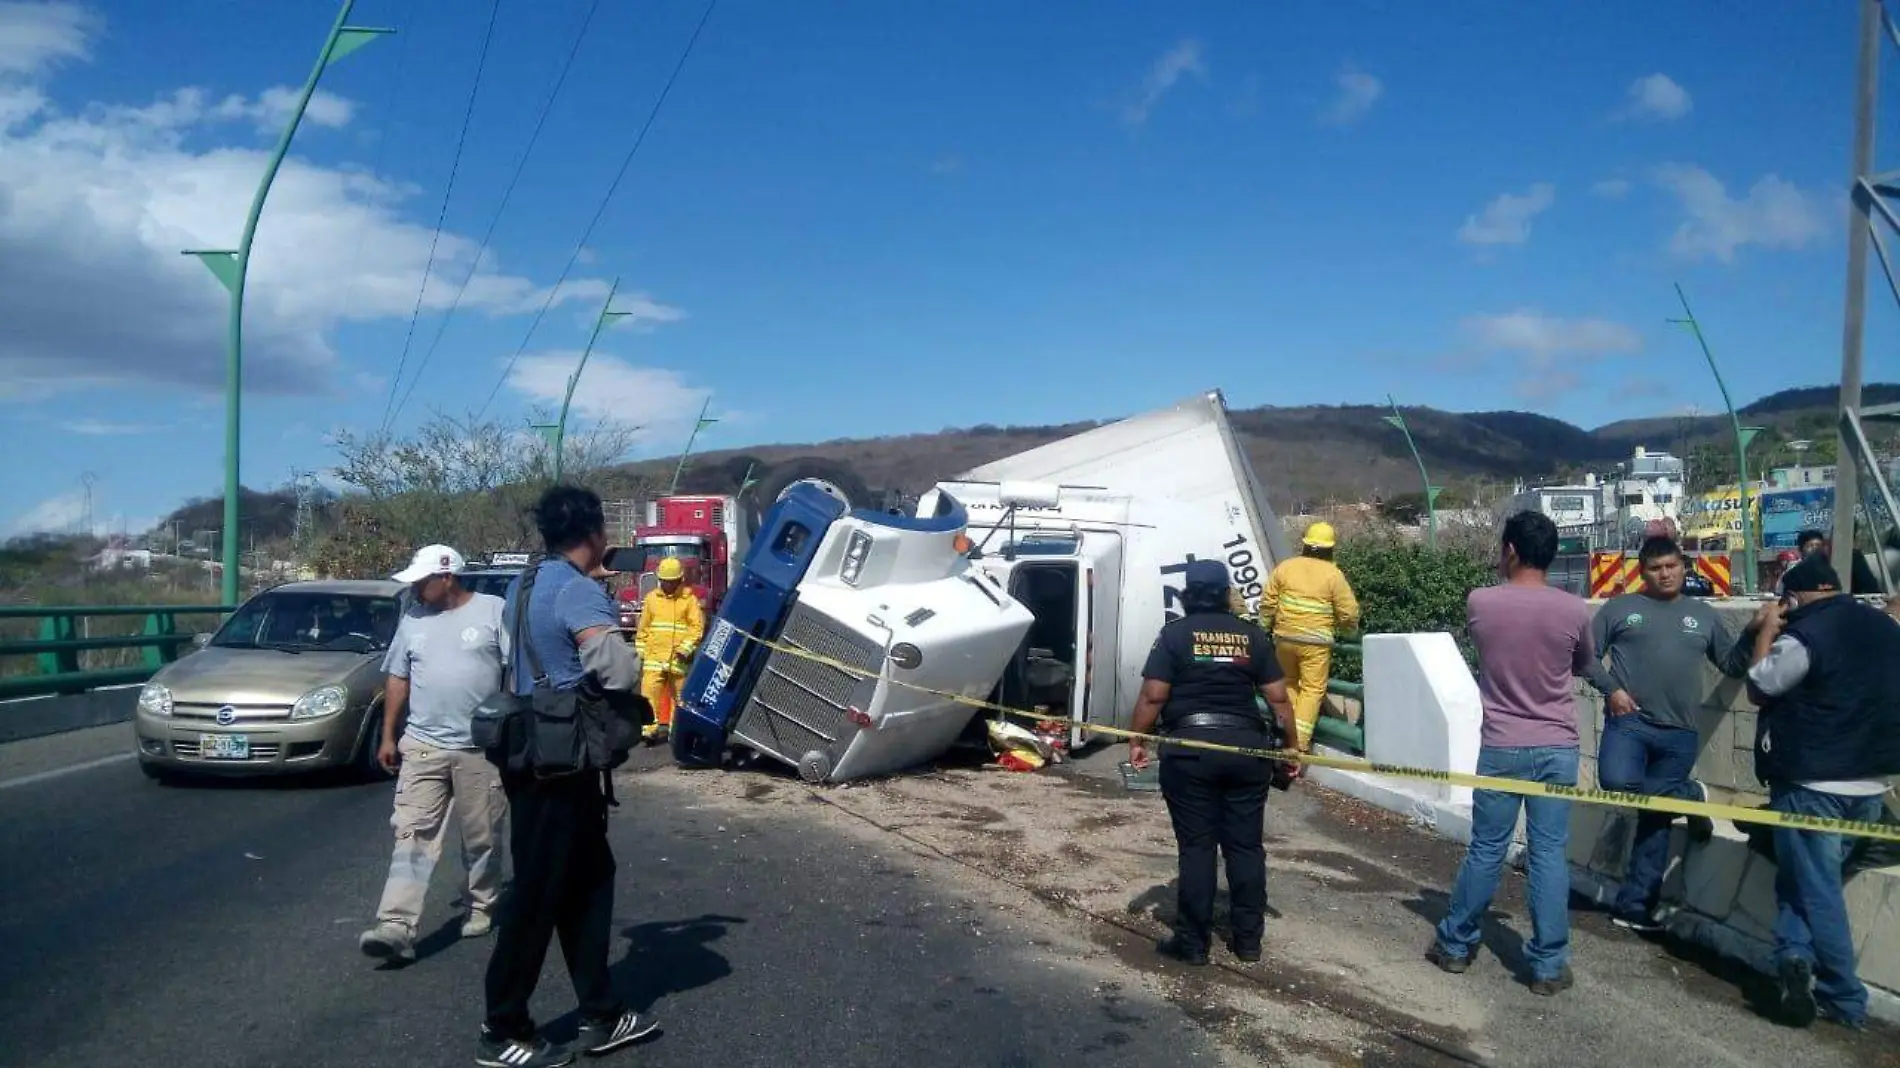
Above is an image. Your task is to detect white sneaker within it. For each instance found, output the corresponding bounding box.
[359,920,416,962]
[462,911,494,938]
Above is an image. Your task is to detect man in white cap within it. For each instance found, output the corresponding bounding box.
[360,544,510,963]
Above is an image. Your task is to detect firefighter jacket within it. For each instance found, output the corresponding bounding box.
[634,587,705,671]
[1259,556,1360,646]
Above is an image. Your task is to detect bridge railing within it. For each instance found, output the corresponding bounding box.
[0,604,237,700]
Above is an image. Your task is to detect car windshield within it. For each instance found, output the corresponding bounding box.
[212,591,400,653]
[460,570,521,600]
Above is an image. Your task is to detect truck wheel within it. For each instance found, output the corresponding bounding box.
[740,457,871,536]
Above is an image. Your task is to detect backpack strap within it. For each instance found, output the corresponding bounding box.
[511,558,552,689]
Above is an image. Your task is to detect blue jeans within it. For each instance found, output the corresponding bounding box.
[1769,784,1886,1025]
[1435,744,1579,982]
[1597,714,1701,920]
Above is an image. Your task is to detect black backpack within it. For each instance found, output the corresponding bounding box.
[471,559,638,778]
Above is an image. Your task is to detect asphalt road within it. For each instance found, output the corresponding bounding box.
[0,730,1226,1068]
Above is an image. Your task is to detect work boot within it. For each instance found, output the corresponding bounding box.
[1228,937,1262,964]
[1155,934,1209,966]
[358,921,415,962]
[1778,957,1818,1027]
[1528,967,1574,996]
[1425,941,1469,975]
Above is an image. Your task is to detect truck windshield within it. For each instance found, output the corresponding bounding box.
[212,592,400,653]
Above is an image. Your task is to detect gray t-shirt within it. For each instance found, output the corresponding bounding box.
[382,593,506,750]
[1585,592,1750,732]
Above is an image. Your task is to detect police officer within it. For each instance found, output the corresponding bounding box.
[1128,559,1297,966]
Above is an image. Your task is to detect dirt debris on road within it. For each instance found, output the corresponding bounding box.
[628,747,1898,1068]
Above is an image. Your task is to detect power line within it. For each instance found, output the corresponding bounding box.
[380,0,507,433]
[476,0,721,422]
[386,0,606,431]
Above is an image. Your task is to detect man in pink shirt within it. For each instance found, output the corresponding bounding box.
[1428,510,1594,995]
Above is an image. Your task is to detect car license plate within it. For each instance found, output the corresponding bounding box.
[200,733,250,760]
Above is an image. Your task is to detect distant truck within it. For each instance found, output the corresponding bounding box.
[669,389,1291,780]
[603,459,872,633]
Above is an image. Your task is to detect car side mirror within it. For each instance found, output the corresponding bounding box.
[191,632,212,650]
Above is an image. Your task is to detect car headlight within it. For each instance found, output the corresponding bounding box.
[290,684,348,721]
[138,682,172,718]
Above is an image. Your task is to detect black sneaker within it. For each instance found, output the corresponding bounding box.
[1228,938,1262,964]
[476,1029,573,1068]
[1611,912,1666,935]
[1528,967,1574,996]
[1684,780,1714,843]
[577,1011,659,1056]
[1155,934,1209,966]
[1425,942,1469,975]
[1778,957,1818,1027]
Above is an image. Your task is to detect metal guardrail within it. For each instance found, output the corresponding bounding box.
[0,603,237,700]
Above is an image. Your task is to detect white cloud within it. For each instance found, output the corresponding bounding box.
[211,86,354,134]
[1590,177,1632,199]
[1123,38,1206,127]
[0,17,634,403]
[0,1,95,76]
[1457,182,1556,246]
[1653,163,1828,263]
[507,351,713,444]
[61,418,160,435]
[1623,73,1692,122]
[1460,310,1643,403]
[6,489,84,535]
[1319,66,1382,126]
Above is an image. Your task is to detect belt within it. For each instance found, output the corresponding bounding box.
[1167,712,1269,732]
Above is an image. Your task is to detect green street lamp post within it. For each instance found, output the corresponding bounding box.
[533,277,633,483]
[1382,394,1440,549]
[668,397,720,495]
[183,0,391,603]
[1668,283,1757,595]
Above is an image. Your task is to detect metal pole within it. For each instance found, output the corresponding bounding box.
[1835,0,1881,576]
[668,396,717,495]
[1382,395,1437,549]
[550,277,628,483]
[1669,284,1756,594]
[183,0,390,604]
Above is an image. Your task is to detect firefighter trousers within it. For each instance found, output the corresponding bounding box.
[1274,641,1331,751]
[640,666,681,728]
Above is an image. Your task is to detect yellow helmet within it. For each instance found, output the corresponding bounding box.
[655,557,685,581]
[1302,521,1337,550]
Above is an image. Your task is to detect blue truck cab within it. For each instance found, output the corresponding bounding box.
[670,483,848,768]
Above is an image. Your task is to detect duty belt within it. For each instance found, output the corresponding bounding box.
[1167,712,1270,732]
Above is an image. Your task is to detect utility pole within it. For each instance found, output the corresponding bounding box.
[80,472,96,539]
[1668,285,1758,594]
[182,0,391,605]
[1835,0,1882,574]
[668,396,720,494]
[1381,395,1439,549]
[532,277,632,483]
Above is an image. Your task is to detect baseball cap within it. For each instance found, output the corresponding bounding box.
[1780,558,1841,594]
[1183,558,1230,590]
[392,544,467,584]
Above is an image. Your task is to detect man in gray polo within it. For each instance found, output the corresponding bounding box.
[360,544,510,963]
[1584,535,1750,933]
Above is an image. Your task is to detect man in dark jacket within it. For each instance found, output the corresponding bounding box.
[1746,558,1900,1031]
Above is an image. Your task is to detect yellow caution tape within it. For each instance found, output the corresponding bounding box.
[729,630,1900,844]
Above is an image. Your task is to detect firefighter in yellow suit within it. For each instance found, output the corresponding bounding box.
[1258,522,1360,755]
[634,557,705,743]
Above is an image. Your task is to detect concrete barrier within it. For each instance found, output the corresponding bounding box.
[1310,606,1900,1022]
[0,687,139,745]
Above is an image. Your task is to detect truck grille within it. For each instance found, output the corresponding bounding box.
[733,605,881,768]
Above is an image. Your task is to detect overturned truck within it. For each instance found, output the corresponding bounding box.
[668,390,1292,782]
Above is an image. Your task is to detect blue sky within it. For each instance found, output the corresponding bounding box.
[0,0,1887,536]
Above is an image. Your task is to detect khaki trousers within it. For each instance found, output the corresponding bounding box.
[373,734,507,934]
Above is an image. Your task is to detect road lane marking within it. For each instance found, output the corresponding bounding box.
[0,752,135,791]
